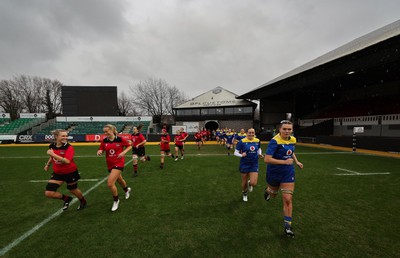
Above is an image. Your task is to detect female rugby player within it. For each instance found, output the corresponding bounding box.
[97,124,132,212]
[131,125,150,177]
[234,128,263,202]
[194,130,203,150]
[44,129,86,211]
[174,130,185,161]
[159,128,174,169]
[264,120,303,237]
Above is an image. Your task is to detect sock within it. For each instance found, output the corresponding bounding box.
[161,163,164,167]
[123,187,128,192]
[134,164,138,172]
[284,216,292,228]
[61,194,70,201]
[79,197,86,203]
[242,191,248,196]
[113,195,119,202]
[171,154,175,158]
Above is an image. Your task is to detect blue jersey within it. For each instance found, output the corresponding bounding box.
[265,134,296,175]
[235,133,246,142]
[226,132,235,144]
[236,137,261,172]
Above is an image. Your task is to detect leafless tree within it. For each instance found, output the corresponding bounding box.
[117,91,134,116]
[129,78,187,121]
[0,80,24,120]
[0,75,62,119]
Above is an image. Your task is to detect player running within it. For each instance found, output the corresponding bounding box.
[131,125,150,177]
[174,130,185,161]
[97,124,132,212]
[264,120,303,237]
[159,128,174,169]
[194,129,203,150]
[234,128,263,202]
[226,129,235,155]
[44,129,87,211]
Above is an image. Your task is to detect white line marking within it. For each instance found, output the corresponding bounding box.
[335,167,390,176]
[335,173,391,176]
[336,167,361,175]
[29,179,100,183]
[0,151,350,159]
[0,159,133,256]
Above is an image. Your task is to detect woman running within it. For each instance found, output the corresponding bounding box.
[159,128,174,169]
[174,130,185,161]
[97,124,132,212]
[44,129,86,211]
[131,125,150,177]
[194,129,203,150]
[264,120,303,237]
[234,128,263,202]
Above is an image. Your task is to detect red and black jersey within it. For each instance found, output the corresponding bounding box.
[174,134,184,146]
[131,133,146,148]
[160,134,171,150]
[99,136,130,170]
[194,132,202,140]
[181,132,188,141]
[49,143,77,174]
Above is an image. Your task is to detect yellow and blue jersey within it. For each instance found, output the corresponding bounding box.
[266,134,296,175]
[236,137,261,172]
[235,133,246,142]
[226,132,235,144]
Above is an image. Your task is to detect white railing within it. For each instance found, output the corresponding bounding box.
[300,113,400,126]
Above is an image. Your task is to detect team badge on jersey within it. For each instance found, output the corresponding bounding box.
[286,149,293,155]
[250,146,255,151]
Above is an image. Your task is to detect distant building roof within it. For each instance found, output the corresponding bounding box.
[175,87,256,109]
[239,19,400,99]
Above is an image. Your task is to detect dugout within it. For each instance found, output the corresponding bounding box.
[238,19,400,149]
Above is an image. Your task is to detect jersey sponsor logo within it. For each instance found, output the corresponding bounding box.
[109,149,115,155]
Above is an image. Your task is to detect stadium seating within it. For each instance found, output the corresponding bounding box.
[0,118,43,135]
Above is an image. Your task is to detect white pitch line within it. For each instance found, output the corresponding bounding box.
[0,151,350,159]
[335,172,391,176]
[335,167,390,176]
[0,159,133,256]
[29,179,100,183]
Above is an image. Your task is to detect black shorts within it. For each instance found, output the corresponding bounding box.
[133,147,146,156]
[108,166,124,173]
[195,139,202,142]
[51,170,81,184]
[175,145,183,150]
[161,149,171,153]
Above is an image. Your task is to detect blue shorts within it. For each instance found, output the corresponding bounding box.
[239,163,259,173]
[266,169,295,186]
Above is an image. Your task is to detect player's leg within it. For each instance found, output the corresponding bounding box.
[160,151,165,168]
[174,146,179,161]
[240,172,249,202]
[67,182,87,210]
[117,174,131,199]
[132,154,139,177]
[280,182,295,237]
[108,169,122,211]
[248,172,258,192]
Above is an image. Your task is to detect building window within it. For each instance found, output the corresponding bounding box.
[216,108,223,115]
[208,108,216,115]
[177,110,184,116]
[225,107,234,114]
[191,109,200,115]
[201,109,208,115]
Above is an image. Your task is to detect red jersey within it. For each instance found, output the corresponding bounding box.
[194,132,202,140]
[160,134,171,150]
[49,143,77,174]
[99,136,131,170]
[181,132,188,141]
[174,134,184,146]
[131,133,146,148]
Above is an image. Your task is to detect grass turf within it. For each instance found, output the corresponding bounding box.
[0,143,399,257]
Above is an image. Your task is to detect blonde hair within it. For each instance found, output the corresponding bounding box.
[104,124,118,135]
[51,129,68,142]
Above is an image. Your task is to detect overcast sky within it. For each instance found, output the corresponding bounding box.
[1,0,399,98]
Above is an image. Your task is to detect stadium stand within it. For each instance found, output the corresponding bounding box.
[0,117,44,135]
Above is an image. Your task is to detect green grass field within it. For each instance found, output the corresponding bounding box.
[0,143,399,257]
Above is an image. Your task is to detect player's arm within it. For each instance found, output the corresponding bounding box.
[44,157,52,171]
[292,153,303,169]
[97,142,104,156]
